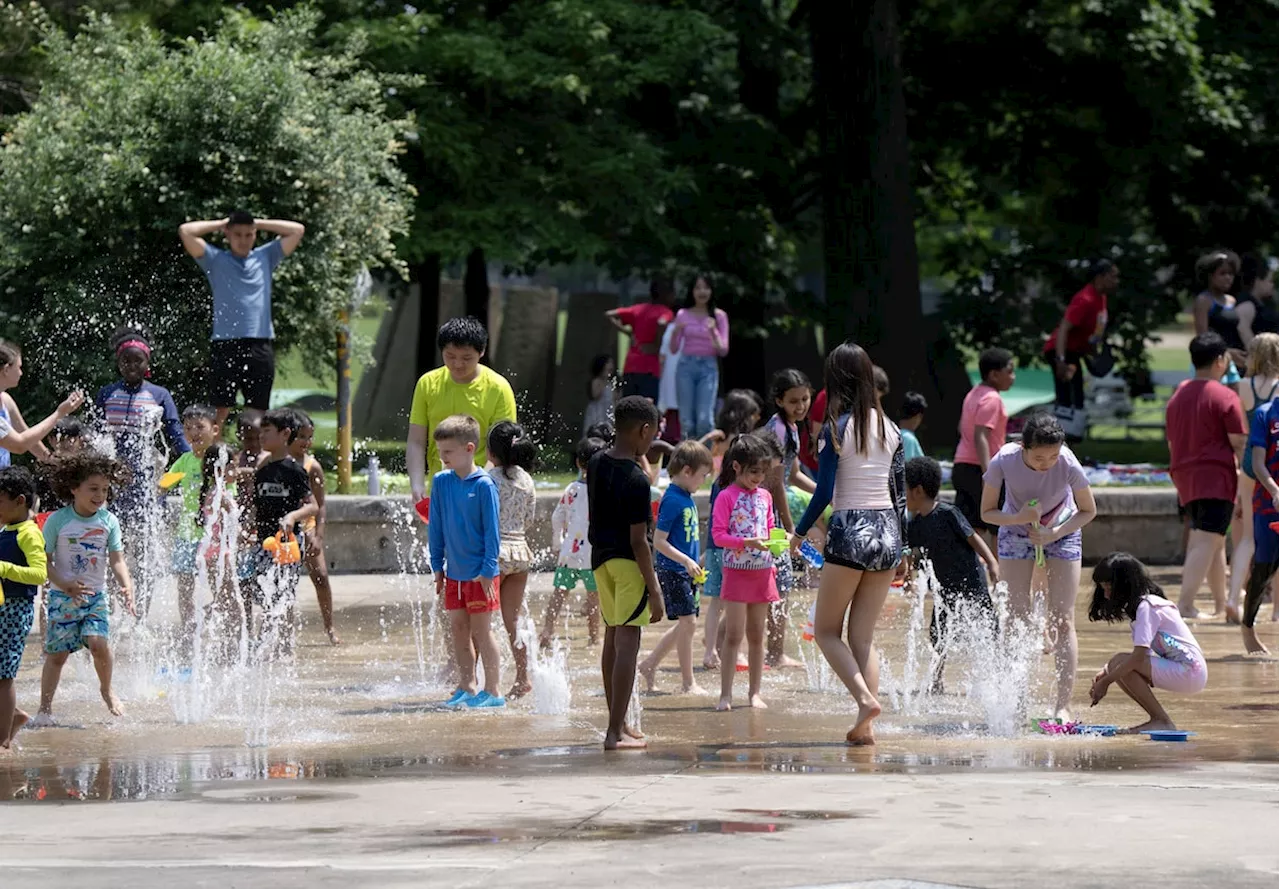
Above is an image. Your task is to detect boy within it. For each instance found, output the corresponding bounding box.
[639,440,714,694]
[407,317,517,519]
[427,415,505,709]
[952,347,1015,543]
[288,411,340,645]
[253,409,317,655]
[0,467,46,748]
[904,457,1000,693]
[1241,395,1277,654]
[167,404,218,653]
[588,396,666,749]
[900,392,927,461]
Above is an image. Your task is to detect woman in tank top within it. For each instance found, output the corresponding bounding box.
[1228,332,1279,624]
[1193,251,1246,383]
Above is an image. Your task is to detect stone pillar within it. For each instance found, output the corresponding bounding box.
[490,286,559,427]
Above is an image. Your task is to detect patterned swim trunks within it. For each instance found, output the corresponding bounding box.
[46,590,109,654]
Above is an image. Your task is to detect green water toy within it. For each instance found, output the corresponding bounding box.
[1027,498,1046,567]
[764,527,791,556]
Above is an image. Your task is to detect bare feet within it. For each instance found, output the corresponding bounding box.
[102,690,124,717]
[703,653,720,671]
[1122,718,1176,735]
[1225,604,1241,625]
[768,654,803,669]
[10,709,30,743]
[1243,626,1271,655]
[846,699,881,746]
[538,635,552,652]
[604,732,647,750]
[681,683,708,695]
[327,629,343,645]
[638,660,657,693]
[716,697,732,711]
[507,680,532,700]
[27,712,54,728]
[749,693,767,709]
[622,723,645,741]
[1180,606,1207,620]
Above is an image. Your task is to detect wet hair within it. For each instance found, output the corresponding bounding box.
[1020,412,1067,449]
[1189,331,1228,369]
[668,439,714,477]
[873,365,890,398]
[1195,250,1240,290]
[110,325,152,360]
[181,404,218,425]
[52,416,84,441]
[823,341,882,456]
[716,432,771,490]
[197,444,233,534]
[0,341,20,371]
[261,408,303,443]
[1087,258,1117,281]
[901,391,928,420]
[1246,333,1279,379]
[649,276,674,303]
[978,347,1014,381]
[0,466,36,509]
[585,421,615,445]
[1089,552,1165,623]
[575,436,607,469]
[614,395,660,436]
[771,368,811,406]
[904,456,942,500]
[436,316,488,354]
[433,414,480,447]
[227,210,255,227]
[488,420,538,477]
[717,389,764,437]
[684,273,717,315]
[48,451,131,503]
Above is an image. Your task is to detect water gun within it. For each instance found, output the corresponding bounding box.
[158,471,185,491]
[1028,499,1045,567]
[262,529,302,565]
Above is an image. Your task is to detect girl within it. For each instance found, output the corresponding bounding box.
[0,342,85,464]
[1192,250,1246,382]
[541,435,606,649]
[712,434,780,710]
[671,274,729,440]
[1088,552,1206,732]
[487,420,538,699]
[35,452,135,724]
[980,412,1098,721]
[288,412,340,645]
[704,388,763,471]
[766,369,821,540]
[794,342,906,746]
[1228,333,1279,623]
[582,354,615,436]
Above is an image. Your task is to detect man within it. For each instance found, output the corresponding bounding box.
[605,277,676,403]
[1166,332,1248,619]
[179,211,306,431]
[1045,259,1119,439]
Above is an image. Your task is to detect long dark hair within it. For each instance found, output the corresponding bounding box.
[1089,552,1166,623]
[488,420,538,478]
[716,433,770,490]
[685,273,718,316]
[823,341,882,455]
[716,389,762,438]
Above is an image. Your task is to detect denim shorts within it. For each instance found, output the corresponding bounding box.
[702,549,724,598]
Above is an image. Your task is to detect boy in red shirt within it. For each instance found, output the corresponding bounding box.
[606,278,676,403]
[952,348,1016,543]
[1166,332,1248,618]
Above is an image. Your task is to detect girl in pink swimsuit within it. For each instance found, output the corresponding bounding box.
[1088,552,1207,733]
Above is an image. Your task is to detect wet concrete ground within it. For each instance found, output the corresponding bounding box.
[1,567,1276,887]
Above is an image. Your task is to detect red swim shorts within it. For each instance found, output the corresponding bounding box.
[443,577,499,614]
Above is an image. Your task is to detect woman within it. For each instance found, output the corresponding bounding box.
[980,412,1098,721]
[671,274,729,440]
[1193,250,1246,379]
[794,342,906,746]
[1233,254,1278,350]
[0,342,83,461]
[1228,333,1279,624]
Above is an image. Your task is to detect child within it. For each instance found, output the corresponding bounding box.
[233,408,263,610]
[36,452,135,722]
[288,411,340,645]
[639,440,714,694]
[583,354,616,435]
[952,347,1016,543]
[428,415,505,709]
[899,392,927,461]
[1088,552,1207,732]
[1242,394,1278,654]
[705,389,764,469]
[541,436,607,650]
[167,404,218,654]
[196,443,244,653]
[487,420,538,699]
[713,434,783,711]
[0,467,47,748]
[587,396,665,748]
[253,409,317,655]
[904,456,999,692]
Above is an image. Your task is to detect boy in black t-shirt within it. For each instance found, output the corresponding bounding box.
[904,457,999,693]
[254,409,316,655]
[587,396,664,750]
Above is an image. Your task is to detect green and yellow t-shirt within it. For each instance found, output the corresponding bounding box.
[168,450,205,542]
[408,365,517,492]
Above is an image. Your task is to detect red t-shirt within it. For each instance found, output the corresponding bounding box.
[617,302,674,377]
[803,389,828,470]
[954,384,1008,466]
[1165,379,1246,505]
[1044,283,1108,356]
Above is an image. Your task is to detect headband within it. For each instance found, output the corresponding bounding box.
[116,339,151,357]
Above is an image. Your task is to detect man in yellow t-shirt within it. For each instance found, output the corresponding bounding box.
[407,317,518,511]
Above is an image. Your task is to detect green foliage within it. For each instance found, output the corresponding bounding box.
[0,7,413,409]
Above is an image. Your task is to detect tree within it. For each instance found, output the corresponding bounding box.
[0,7,413,409]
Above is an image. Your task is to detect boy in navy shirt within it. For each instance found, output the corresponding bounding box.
[639,440,714,695]
[428,415,505,709]
[0,467,46,748]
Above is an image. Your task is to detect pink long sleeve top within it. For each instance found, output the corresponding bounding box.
[670,307,730,357]
[711,482,774,571]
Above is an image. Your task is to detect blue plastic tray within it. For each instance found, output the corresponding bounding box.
[1144,730,1193,742]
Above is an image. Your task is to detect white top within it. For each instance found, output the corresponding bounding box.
[827,409,901,510]
[43,506,124,594]
[657,324,680,414]
[551,479,592,570]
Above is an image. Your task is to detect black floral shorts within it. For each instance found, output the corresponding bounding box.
[824,508,904,572]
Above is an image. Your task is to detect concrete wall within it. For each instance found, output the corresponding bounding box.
[321,487,1185,574]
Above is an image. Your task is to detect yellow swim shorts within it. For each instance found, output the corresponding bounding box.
[593,559,651,628]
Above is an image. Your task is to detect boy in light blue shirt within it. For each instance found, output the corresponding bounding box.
[428,415,505,709]
[900,391,927,461]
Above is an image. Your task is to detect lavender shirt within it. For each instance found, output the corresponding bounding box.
[982,442,1089,522]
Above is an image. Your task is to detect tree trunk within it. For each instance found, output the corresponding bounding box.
[415,253,442,376]
[810,0,964,437]
[464,247,489,328]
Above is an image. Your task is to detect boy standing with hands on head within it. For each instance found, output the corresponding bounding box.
[588,396,666,750]
[428,415,505,709]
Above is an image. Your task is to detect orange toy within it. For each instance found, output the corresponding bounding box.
[262,530,302,565]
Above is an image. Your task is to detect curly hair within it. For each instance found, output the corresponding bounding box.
[47,451,131,504]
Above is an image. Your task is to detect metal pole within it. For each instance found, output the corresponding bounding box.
[336,309,352,494]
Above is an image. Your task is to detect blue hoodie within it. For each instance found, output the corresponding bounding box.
[427,468,501,580]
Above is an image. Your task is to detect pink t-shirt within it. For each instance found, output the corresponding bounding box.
[670,307,729,358]
[1132,595,1203,665]
[982,442,1089,521]
[954,384,1008,466]
[711,482,774,571]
